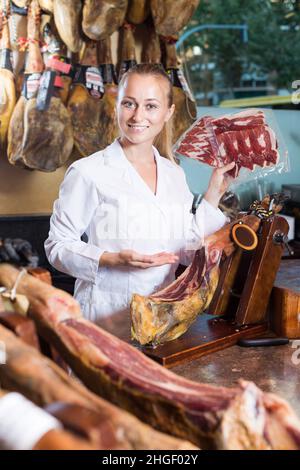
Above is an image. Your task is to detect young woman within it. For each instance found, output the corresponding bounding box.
[45,63,235,323]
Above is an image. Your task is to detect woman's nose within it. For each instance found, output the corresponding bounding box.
[132,105,144,122]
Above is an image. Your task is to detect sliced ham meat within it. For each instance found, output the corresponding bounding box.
[176,109,280,178]
[0,324,193,450]
[53,0,83,53]
[0,263,299,450]
[131,214,260,346]
[150,0,199,37]
[82,0,128,41]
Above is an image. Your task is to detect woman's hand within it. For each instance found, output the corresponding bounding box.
[100,250,179,269]
[204,161,236,209]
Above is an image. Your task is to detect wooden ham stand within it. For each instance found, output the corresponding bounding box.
[138,206,290,367]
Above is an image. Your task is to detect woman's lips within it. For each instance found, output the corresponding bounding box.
[127,124,149,133]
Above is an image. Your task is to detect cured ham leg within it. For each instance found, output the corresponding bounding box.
[118,22,137,81]
[0,3,16,154]
[82,0,128,41]
[7,0,73,171]
[163,40,197,143]
[0,263,299,449]
[141,23,161,64]
[38,0,53,14]
[126,0,150,25]
[131,214,260,346]
[0,324,196,450]
[67,39,114,157]
[9,1,27,78]
[151,0,199,37]
[68,35,119,156]
[53,0,82,53]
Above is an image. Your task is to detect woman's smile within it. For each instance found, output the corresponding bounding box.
[127,123,150,133]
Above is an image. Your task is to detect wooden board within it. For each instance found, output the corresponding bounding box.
[134,314,268,367]
[270,259,300,338]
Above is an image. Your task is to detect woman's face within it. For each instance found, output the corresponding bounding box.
[117,73,175,146]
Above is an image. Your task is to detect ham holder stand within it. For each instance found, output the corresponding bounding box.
[137,196,290,366]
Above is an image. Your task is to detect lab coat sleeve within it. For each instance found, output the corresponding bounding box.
[179,168,228,266]
[44,166,105,283]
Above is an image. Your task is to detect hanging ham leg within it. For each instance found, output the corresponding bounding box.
[8,2,28,78]
[53,0,82,53]
[41,15,72,105]
[0,264,299,450]
[118,22,137,81]
[141,22,161,64]
[163,40,197,143]
[67,40,109,157]
[0,3,16,155]
[12,0,28,7]
[126,0,150,25]
[38,0,53,14]
[82,0,128,41]
[7,0,73,171]
[151,0,199,37]
[67,35,119,156]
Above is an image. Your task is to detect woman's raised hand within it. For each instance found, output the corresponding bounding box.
[100,250,179,269]
[204,161,236,209]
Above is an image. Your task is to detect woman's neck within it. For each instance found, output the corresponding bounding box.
[119,137,155,165]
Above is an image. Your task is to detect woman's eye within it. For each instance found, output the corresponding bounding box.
[146,104,158,110]
[122,101,135,108]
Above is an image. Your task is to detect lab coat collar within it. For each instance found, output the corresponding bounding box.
[102,139,167,216]
[103,138,162,172]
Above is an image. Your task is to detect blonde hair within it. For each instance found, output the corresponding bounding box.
[117,63,177,164]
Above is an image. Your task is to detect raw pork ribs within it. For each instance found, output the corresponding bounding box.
[175,109,279,177]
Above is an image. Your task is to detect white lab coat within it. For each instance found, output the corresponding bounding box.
[45,139,227,324]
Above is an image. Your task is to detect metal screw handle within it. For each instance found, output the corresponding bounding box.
[273,230,294,256]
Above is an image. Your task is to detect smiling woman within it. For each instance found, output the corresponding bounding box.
[117,64,175,163]
[45,63,235,323]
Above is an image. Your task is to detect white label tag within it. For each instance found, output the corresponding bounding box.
[26,73,42,98]
[86,67,103,89]
[0,340,6,365]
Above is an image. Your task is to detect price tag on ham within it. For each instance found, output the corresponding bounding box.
[46,57,72,75]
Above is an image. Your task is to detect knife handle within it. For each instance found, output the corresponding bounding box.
[237,337,289,347]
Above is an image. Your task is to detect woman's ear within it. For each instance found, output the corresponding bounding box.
[165,103,175,122]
